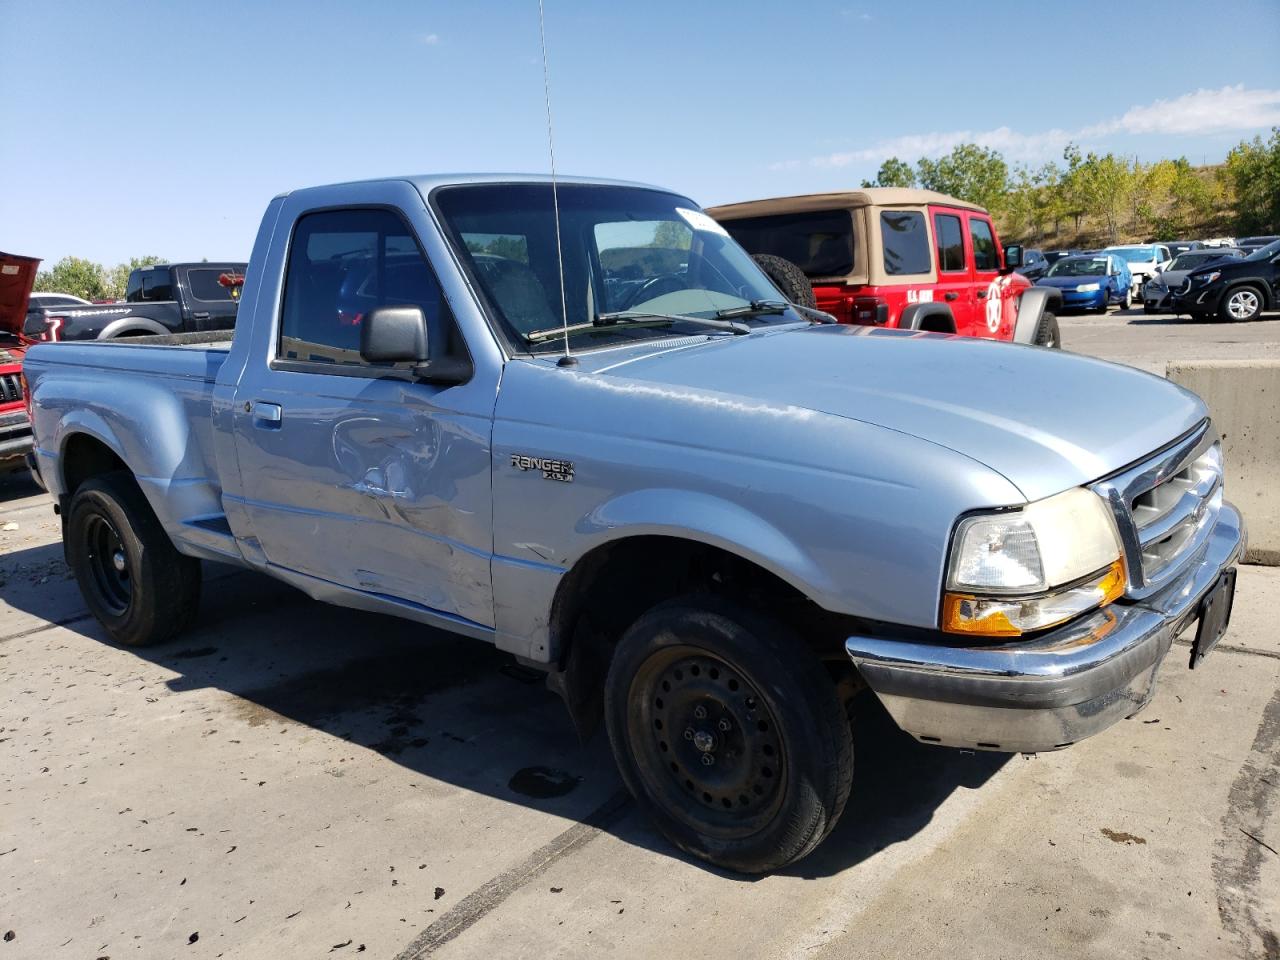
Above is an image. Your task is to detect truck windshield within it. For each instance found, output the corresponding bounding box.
[433,183,797,353]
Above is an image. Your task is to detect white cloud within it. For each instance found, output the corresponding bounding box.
[1109,84,1280,135]
[418,33,440,45]
[782,84,1280,170]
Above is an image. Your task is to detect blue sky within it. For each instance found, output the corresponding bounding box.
[3,0,1279,267]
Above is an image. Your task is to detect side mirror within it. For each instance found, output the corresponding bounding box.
[1003,244,1024,269]
[360,305,429,364]
[1154,265,1163,273]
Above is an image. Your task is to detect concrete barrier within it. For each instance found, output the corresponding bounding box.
[1167,360,1280,565]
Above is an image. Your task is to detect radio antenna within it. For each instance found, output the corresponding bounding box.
[537,0,576,367]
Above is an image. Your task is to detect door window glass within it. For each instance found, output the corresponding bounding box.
[880,211,931,275]
[934,214,965,273]
[970,219,998,271]
[279,208,456,369]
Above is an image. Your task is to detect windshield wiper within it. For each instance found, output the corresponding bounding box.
[526,311,749,343]
[714,299,788,320]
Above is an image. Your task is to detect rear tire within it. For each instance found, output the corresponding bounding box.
[750,254,817,309]
[1033,311,1061,348]
[66,472,201,647]
[604,595,852,873]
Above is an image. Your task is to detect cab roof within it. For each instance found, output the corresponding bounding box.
[706,187,987,220]
[275,173,675,201]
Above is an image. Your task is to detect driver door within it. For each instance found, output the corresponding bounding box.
[230,203,496,630]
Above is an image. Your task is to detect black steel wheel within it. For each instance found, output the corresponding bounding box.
[630,646,786,838]
[66,471,202,647]
[83,513,132,616]
[605,596,853,873]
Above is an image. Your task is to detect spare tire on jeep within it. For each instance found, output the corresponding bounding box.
[751,254,817,309]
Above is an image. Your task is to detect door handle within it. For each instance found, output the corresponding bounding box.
[192,311,211,320]
[976,289,988,299]
[250,401,282,426]
[944,292,959,301]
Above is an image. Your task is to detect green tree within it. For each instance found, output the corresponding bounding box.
[915,144,1009,214]
[1062,145,1133,242]
[861,156,916,189]
[33,257,110,301]
[1223,129,1280,234]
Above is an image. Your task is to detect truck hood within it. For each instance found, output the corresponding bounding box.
[0,252,41,337]
[585,325,1206,502]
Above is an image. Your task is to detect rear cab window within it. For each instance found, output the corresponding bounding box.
[721,210,854,278]
[880,211,932,275]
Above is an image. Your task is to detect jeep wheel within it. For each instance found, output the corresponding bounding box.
[66,472,201,647]
[1033,311,1061,348]
[1220,287,1263,322]
[605,596,852,873]
[751,254,817,309]
[1119,289,1131,310]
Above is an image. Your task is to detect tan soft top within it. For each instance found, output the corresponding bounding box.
[706,187,985,220]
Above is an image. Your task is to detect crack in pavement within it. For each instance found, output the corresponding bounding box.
[392,791,632,959]
[1213,687,1280,958]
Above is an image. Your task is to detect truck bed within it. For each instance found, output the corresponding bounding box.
[23,337,236,560]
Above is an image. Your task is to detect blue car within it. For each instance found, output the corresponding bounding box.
[1037,254,1132,312]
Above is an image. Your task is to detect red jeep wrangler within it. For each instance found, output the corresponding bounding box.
[707,188,1061,347]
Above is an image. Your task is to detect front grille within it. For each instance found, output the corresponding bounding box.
[1093,425,1222,598]
[0,373,22,405]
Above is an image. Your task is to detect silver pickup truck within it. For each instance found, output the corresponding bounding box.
[23,175,1244,873]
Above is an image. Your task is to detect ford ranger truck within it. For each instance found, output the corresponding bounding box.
[23,175,1244,874]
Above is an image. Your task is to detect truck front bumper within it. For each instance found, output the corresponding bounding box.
[844,503,1245,754]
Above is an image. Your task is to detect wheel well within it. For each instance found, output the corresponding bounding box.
[546,536,862,738]
[61,434,129,498]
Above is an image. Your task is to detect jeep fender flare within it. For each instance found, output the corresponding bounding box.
[898,302,956,333]
[97,316,172,339]
[1013,286,1062,344]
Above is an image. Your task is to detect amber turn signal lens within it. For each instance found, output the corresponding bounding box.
[942,558,1126,637]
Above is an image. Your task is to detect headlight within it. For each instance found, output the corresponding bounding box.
[1075,283,1101,292]
[1196,271,1221,285]
[942,488,1125,637]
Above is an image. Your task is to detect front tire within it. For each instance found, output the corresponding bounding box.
[1033,311,1061,348]
[604,596,853,873]
[66,472,201,647]
[1219,286,1263,322]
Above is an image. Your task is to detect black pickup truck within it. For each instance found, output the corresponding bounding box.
[24,262,246,341]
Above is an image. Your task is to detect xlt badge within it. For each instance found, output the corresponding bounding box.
[511,454,575,483]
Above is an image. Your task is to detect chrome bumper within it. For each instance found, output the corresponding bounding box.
[844,502,1245,754]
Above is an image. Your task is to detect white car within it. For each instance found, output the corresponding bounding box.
[1102,245,1172,298]
[28,292,92,309]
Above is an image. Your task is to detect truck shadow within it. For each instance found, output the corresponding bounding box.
[2,542,1006,880]
[0,469,42,504]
